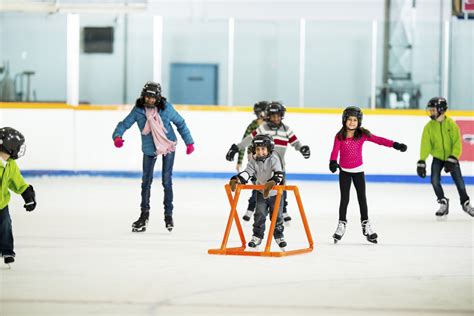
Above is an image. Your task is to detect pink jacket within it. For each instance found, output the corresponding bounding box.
[330,133,394,169]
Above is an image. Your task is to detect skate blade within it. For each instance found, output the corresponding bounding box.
[333,239,339,244]
[132,228,147,233]
[283,221,291,227]
[436,215,448,221]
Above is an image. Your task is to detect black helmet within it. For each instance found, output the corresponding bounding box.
[266,101,286,119]
[252,134,274,161]
[427,97,448,115]
[342,106,363,127]
[0,127,25,160]
[253,101,269,118]
[140,81,162,101]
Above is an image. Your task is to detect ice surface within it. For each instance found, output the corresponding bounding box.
[1,177,472,315]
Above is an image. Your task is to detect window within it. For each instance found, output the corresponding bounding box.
[83,27,114,53]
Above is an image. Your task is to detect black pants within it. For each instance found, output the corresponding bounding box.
[431,158,470,205]
[338,170,368,222]
[0,206,15,257]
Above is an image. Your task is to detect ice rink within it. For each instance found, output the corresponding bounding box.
[0,176,473,316]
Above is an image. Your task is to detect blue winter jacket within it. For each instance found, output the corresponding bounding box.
[112,101,194,156]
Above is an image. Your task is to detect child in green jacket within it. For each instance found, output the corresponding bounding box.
[417,97,473,218]
[0,127,36,266]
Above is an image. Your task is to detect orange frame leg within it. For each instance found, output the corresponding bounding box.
[208,184,314,257]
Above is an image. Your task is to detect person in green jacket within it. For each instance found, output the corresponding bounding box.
[0,127,36,266]
[417,97,473,218]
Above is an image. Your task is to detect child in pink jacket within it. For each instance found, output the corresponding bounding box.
[329,106,407,244]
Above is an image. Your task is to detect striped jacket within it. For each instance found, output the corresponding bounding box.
[236,121,303,167]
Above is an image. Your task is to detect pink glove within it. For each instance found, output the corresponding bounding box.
[114,137,124,148]
[186,144,195,155]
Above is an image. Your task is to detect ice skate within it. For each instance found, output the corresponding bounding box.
[462,200,474,217]
[248,235,262,248]
[361,220,377,244]
[275,237,287,251]
[435,198,449,218]
[242,209,254,222]
[333,220,347,244]
[164,215,174,232]
[132,211,149,232]
[282,212,292,223]
[4,255,14,268]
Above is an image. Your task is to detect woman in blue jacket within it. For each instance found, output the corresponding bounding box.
[113,82,194,232]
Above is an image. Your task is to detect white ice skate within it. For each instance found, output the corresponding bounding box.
[275,237,287,251]
[248,235,262,248]
[435,198,449,219]
[462,200,474,217]
[242,210,254,222]
[333,220,347,244]
[361,220,378,244]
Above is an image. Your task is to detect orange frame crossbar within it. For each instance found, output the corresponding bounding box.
[208,184,314,257]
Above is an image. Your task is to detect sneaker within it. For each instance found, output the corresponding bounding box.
[242,210,254,222]
[435,198,449,217]
[164,215,174,232]
[4,255,14,265]
[275,237,287,249]
[333,220,347,243]
[248,235,262,248]
[462,200,474,217]
[282,212,292,222]
[361,220,378,244]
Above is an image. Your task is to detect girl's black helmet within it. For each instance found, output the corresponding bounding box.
[342,106,363,127]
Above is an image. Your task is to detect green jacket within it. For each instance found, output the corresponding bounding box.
[0,159,29,210]
[237,119,260,164]
[420,116,462,161]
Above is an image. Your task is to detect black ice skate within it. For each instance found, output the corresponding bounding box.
[164,215,174,232]
[282,212,292,223]
[4,255,14,267]
[462,200,474,217]
[435,198,449,218]
[333,220,347,244]
[248,235,262,248]
[361,220,378,244]
[132,211,149,232]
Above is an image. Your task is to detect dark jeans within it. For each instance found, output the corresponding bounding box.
[0,206,15,257]
[253,192,284,239]
[248,187,287,214]
[140,152,175,216]
[338,170,368,222]
[431,158,470,204]
[247,190,257,211]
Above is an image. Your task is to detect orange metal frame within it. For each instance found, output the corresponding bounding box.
[208,184,314,257]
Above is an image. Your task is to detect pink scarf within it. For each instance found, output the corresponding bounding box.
[142,107,176,156]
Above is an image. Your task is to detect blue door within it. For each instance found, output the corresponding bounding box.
[170,63,218,105]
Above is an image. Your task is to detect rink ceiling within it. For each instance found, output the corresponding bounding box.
[0,176,472,316]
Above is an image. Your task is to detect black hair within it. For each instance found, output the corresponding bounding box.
[336,126,372,141]
[135,96,168,111]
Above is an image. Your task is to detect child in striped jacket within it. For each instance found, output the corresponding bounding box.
[226,101,310,223]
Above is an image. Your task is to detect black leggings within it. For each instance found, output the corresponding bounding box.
[338,170,368,222]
